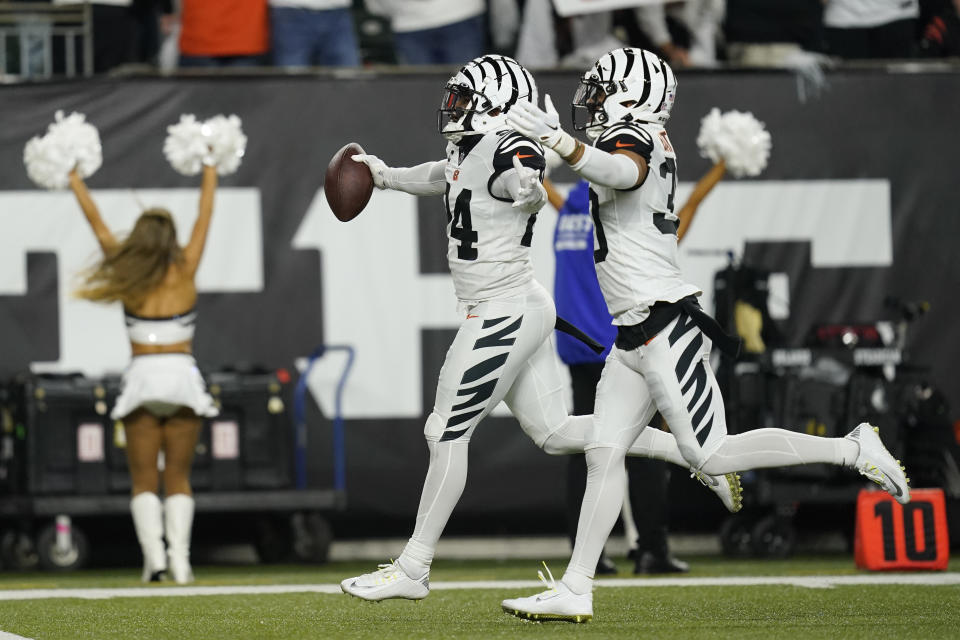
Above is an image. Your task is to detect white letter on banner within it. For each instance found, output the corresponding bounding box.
[292,189,459,419]
[677,179,892,314]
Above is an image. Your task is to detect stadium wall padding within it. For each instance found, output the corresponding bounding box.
[1,69,957,525]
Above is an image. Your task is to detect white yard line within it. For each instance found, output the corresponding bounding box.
[1,573,959,601]
[0,630,35,640]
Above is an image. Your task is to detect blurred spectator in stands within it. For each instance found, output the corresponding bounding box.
[269,0,360,67]
[918,0,960,56]
[634,0,725,67]
[53,0,138,73]
[489,0,521,55]
[823,0,919,58]
[178,0,269,68]
[364,0,485,64]
[133,0,173,65]
[518,2,723,70]
[724,0,824,66]
[520,10,626,69]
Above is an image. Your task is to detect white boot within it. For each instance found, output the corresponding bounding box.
[341,561,430,601]
[502,565,593,623]
[130,492,167,582]
[164,494,195,584]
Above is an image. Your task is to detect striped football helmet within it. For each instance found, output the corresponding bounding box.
[438,55,538,142]
[573,48,677,139]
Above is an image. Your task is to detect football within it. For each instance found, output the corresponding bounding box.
[324,142,374,222]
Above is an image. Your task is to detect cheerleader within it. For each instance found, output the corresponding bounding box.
[25,111,246,583]
[70,164,218,584]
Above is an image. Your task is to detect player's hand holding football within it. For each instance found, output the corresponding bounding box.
[510,154,547,213]
[351,153,389,189]
[507,95,578,158]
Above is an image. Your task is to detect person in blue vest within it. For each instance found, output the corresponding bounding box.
[548,161,727,573]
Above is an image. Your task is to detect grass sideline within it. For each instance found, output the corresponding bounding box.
[1,556,958,639]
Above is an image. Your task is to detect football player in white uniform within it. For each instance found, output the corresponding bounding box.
[339,54,741,603]
[502,47,912,622]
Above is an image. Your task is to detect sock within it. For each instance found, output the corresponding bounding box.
[563,446,626,594]
[397,440,469,579]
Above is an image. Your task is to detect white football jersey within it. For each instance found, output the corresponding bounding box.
[443,130,545,303]
[590,121,700,325]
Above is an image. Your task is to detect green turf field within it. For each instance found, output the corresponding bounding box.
[1,556,958,639]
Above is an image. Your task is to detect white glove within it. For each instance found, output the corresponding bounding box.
[543,147,564,176]
[510,154,547,214]
[506,95,578,158]
[351,153,389,189]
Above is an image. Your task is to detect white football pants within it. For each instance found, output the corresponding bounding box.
[561,312,858,595]
[398,281,699,578]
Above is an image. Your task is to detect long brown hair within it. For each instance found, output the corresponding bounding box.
[76,208,184,308]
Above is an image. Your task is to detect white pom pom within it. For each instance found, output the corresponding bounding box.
[696,108,771,178]
[163,113,246,176]
[23,110,102,190]
[203,114,246,176]
[163,114,209,176]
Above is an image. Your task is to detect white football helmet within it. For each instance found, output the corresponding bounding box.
[572,47,677,139]
[438,55,538,142]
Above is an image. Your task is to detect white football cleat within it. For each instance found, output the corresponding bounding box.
[340,561,429,601]
[501,564,592,623]
[846,423,910,504]
[693,471,743,513]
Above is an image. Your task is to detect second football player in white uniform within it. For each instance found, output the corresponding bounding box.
[503,46,912,622]
[339,54,742,603]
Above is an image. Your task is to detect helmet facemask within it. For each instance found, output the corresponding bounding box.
[438,80,501,143]
[572,76,611,140]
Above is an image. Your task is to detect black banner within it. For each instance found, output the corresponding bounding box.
[1,69,957,526]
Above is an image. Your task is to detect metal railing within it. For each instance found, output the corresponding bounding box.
[0,2,92,79]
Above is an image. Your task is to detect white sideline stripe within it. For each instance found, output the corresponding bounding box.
[0,631,34,640]
[1,573,959,601]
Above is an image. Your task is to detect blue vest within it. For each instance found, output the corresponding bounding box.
[553,180,616,364]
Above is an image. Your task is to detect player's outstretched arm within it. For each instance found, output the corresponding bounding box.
[352,154,446,196]
[506,95,644,190]
[677,160,726,242]
[183,163,218,275]
[68,169,117,253]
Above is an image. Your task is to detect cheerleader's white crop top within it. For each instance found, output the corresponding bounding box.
[125,308,197,345]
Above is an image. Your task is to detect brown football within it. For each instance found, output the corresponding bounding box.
[324,142,374,222]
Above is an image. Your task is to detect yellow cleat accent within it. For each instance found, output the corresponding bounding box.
[502,606,592,623]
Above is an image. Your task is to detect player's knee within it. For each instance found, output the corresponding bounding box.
[541,431,574,456]
[424,412,474,444]
[423,413,445,441]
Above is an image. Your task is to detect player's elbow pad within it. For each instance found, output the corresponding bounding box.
[570,146,640,190]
